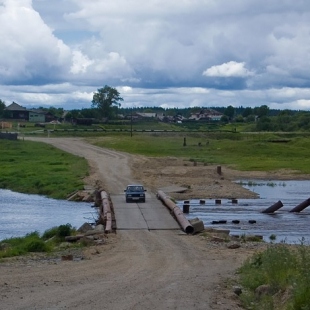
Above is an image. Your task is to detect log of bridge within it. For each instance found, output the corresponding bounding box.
[262,200,284,213]
[100,191,112,233]
[289,198,310,213]
[157,190,194,234]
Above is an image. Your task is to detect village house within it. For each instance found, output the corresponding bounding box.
[4,102,55,123]
[188,109,223,121]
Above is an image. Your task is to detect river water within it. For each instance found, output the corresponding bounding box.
[0,189,95,241]
[177,180,310,244]
[2,181,310,244]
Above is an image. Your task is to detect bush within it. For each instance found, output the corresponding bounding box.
[56,224,73,239]
[0,231,50,258]
[0,225,76,259]
[42,224,73,241]
[42,226,59,240]
[24,239,49,252]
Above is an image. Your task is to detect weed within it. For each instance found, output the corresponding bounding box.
[238,244,310,309]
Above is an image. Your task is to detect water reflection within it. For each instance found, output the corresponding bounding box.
[0,189,95,241]
[178,180,310,244]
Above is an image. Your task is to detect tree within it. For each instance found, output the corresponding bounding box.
[256,116,272,131]
[221,115,229,123]
[235,115,244,122]
[254,105,269,118]
[48,106,64,119]
[92,85,123,119]
[64,109,82,121]
[242,107,253,118]
[0,99,6,116]
[224,105,235,120]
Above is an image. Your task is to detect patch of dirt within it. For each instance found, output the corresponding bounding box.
[131,155,309,200]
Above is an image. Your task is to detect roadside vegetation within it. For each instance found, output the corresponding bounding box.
[0,224,76,259]
[238,242,310,309]
[0,139,88,199]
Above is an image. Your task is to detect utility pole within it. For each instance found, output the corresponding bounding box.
[130,108,133,137]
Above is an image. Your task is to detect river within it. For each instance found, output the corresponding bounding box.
[0,189,95,241]
[178,180,310,244]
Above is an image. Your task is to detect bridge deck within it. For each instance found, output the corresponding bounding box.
[111,194,180,230]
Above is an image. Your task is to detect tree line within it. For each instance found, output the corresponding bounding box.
[1,86,310,132]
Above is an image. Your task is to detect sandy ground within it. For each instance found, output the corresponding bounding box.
[1,137,309,310]
[129,153,310,201]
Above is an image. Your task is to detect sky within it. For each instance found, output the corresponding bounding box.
[1,0,310,111]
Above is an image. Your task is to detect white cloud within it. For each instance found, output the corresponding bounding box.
[295,99,310,109]
[19,92,55,104]
[70,50,93,74]
[119,86,133,93]
[71,91,93,101]
[94,52,132,77]
[202,61,254,78]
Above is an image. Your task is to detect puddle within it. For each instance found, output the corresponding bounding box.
[177,180,310,244]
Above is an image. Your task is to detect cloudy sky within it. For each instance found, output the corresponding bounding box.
[1,0,310,111]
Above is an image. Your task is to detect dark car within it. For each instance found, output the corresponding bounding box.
[124,184,146,203]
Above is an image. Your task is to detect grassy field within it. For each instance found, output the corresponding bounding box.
[0,139,88,199]
[88,132,310,174]
[1,130,310,200]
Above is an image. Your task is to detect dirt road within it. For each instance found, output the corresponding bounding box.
[1,137,270,309]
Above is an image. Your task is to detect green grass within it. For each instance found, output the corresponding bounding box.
[87,132,310,174]
[0,231,51,258]
[238,243,310,309]
[2,131,310,200]
[0,140,88,199]
[0,224,76,259]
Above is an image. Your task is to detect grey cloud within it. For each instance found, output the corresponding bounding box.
[0,1,72,84]
[1,0,310,110]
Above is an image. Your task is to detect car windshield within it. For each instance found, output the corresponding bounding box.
[128,186,143,192]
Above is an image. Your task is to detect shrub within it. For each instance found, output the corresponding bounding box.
[0,225,76,259]
[42,224,74,242]
[42,226,59,240]
[0,231,50,258]
[24,239,48,252]
[56,224,73,238]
